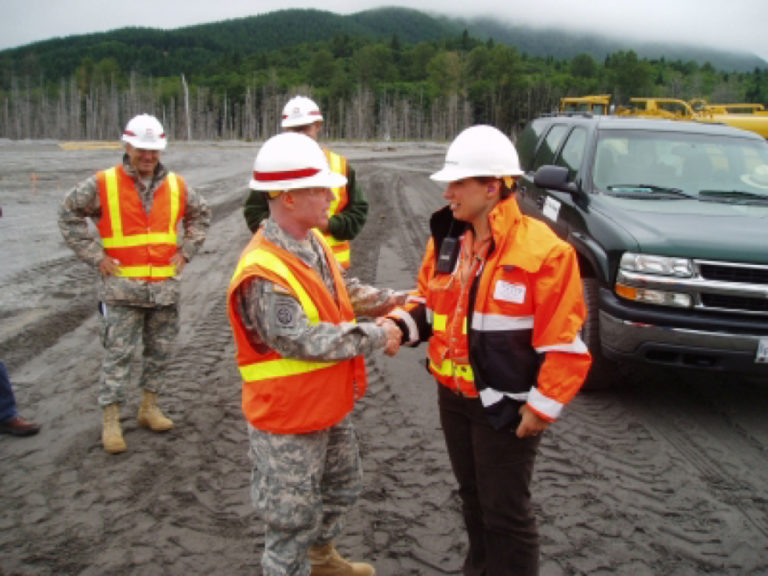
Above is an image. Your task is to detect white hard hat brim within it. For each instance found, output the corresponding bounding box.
[249,169,346,191]
[281,116,324,129]
[122,134,167,151]
[430,164,523,182]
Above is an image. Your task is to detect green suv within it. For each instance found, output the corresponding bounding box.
[516,114,768,387]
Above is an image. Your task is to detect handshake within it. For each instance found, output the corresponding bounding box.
[375,317,403,357]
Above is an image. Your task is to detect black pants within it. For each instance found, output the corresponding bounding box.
[438,384,541,576]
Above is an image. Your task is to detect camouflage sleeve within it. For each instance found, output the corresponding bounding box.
[237,277,388,361]
[57,174,105,267]
[180,183,212,261]
[345,275,409,318]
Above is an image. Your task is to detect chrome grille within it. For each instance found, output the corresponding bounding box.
[699,263,768,285]
[694,260,768,316]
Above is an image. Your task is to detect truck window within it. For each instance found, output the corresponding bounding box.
[556,127,587,181]
[532,125,569,171]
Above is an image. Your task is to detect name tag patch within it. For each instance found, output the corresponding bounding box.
[494,280,526,304]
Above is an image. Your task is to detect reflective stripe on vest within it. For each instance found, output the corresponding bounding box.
[429,358,474,382]
[471,312,534,332]
[116,265,176,279]
[327,151,344,216]
[240,357,337,382]
[432,312,467,334]
[322,150,351,268]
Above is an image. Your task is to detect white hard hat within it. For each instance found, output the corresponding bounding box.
[249,132,347,191]
[430,125,523,182]
[122,114,167,150]
[281,96,323,129]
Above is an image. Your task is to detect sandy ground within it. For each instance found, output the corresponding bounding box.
[1,140,768,575]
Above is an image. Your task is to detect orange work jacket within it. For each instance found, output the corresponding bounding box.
[96,165,185,281]
[404,197,591,428]
[322,149,351,269]
[227,229,367,434]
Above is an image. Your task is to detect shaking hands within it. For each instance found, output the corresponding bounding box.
[376,317,402,357]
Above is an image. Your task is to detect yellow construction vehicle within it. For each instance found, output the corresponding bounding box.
[690,100,766,115]
[559,94,612,115]
[559,95,768,138]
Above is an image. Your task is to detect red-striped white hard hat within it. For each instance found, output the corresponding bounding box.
[121,114,167,150]
[249,132,346,192]
[281,96,323,129]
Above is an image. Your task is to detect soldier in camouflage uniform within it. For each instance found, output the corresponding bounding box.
[58,114,211,454]
[227,132,404,576]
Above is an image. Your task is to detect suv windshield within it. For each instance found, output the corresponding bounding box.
[592,130,768,199]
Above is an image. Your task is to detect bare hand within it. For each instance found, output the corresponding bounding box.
[171,252,188,274]
[99,255,121,276]
[515,404,550,438]
[376,317,402,357]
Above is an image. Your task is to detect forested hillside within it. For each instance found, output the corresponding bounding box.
[1,7,766,142]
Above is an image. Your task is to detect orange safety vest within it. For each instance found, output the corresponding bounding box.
[227,229,367,434]
[322,149,351,269]
[420,197,591,426]
[96,165,185,281]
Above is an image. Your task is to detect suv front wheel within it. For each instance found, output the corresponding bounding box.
[581,277,620,390]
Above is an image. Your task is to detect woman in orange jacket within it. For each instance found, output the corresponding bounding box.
[386,125,592,575]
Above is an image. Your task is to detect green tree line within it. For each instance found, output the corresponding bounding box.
[2,26,767,141]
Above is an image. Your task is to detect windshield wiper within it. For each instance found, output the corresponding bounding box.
[698,190,768,204]
[606,184,695,199]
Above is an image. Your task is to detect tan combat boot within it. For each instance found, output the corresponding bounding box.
[102,403,127,454]
[308,542,375,576]
[137,390,174,431]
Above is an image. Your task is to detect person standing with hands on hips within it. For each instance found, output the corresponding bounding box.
[58,114,211,454]
[228,132,403,576]
[384,125,592,576]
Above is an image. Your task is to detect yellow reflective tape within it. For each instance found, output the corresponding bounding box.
[167,173,180,234]
[103,232,177,248]
[429,359,474,382]
[324,234,344,247]
[430,313,465,334]
[116,265,176,278]
[234,249,320,323]
[332,247,350,263]
[239,357,337,382]
[105,167,122,239]
[326,151,342,214]
[455,363,474,380]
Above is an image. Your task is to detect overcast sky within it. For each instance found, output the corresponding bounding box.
[1,0,766,62]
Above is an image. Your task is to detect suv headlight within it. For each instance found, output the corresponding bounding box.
[619,253,693,277]
[615,252,694,308]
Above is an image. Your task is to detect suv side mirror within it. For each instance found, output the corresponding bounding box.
[533,165,579,195]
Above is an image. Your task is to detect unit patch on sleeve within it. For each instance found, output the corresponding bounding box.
[276,304,295,326]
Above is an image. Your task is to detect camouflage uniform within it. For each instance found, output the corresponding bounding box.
[234,218,400,576]
[58,154,211,406]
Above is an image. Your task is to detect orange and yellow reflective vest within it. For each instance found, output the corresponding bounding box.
[322,149,351,269]
[96,165,185,282]
[227,229,367,434]
[394,196,591,428]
